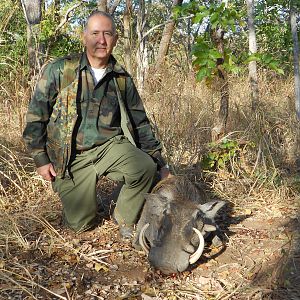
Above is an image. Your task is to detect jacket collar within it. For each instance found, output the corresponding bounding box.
[79,52,126,75]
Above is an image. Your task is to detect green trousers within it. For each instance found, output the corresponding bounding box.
[52,135,157,232]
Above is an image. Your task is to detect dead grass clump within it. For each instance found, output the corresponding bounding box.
[143,67,215,170]
[0,143,50,217]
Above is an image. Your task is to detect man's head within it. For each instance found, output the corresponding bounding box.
[83,11,118,68]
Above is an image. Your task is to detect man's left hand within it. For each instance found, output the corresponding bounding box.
[160,166,172,180]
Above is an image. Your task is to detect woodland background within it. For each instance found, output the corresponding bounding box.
[0,0,300,299]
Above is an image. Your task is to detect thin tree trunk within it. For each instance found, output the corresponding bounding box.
[98,0,107,12]
[246,0,259,111]
[26,25,36,70]
[124,0,133,74]
[136,0,148,93]
[211,28,229,141]
[21,0,41,25]
[155,0,183,69]
[290,4,300,120]
[21,0,42,74]
[109,0,122,15]
[54,0,60,22]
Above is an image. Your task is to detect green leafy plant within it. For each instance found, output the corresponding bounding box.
[201,138,240,171]
[192,37,240,81]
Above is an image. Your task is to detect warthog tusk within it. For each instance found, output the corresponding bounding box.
[189,227,205,264]
[139,223,150,254]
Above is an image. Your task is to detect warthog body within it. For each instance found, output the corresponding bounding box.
[134,176,225,274]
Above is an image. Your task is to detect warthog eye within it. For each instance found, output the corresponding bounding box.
[154,214,172,244]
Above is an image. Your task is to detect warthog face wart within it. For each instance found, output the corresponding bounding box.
[134,176,225,275]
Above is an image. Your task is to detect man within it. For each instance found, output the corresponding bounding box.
[23,11,170,238]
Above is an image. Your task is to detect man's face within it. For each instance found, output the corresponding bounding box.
[83,15,118,67]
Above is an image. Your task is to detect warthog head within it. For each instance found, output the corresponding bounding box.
[134,176,225,275]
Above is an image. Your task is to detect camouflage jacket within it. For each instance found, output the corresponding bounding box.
[23,53,163,178]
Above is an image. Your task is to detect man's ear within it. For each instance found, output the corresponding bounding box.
[81,31,87,47]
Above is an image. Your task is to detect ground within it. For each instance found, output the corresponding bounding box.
[1,177,299,300]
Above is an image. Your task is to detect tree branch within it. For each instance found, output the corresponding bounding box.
[141,15,193,44]
[55,0,87,34]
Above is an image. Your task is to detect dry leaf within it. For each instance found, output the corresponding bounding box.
[94,263,109,272]
[244,209,252,215]
[141,293,157,300]
[0,260,5,268]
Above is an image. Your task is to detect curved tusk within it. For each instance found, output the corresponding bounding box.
[189,227,205,264]
[139,223,150,254]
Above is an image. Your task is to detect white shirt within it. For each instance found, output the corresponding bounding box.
[91,67,106,84]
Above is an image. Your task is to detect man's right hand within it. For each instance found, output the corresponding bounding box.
[37,163,57,181]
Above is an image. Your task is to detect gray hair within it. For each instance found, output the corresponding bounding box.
[84,11,116,34]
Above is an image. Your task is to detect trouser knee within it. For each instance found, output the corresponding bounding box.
[141,158,157,181]
[52,175,98,233]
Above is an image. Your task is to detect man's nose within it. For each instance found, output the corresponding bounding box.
[97,32,106,44]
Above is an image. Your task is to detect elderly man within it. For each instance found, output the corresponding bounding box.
[23,11,169,238]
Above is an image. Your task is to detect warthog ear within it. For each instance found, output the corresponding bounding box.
[203,224,217,232]
[198,200,225,219]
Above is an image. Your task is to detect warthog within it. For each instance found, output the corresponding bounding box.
[133,176,225,274]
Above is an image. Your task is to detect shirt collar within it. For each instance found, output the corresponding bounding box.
[79,52,126,75]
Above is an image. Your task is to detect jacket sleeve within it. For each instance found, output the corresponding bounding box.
[23,62,60,168]
[124,76,167,168]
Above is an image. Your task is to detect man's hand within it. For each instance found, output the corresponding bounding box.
[159,166,172,180]
[37,163,57,181]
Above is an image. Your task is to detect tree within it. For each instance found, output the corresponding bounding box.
[177,1,242,141]
[136,0,148,92]
[155,0,183,70]
[246,0,259,111]
[97,0,107,12]
[123,0,133,74]
[210,25,230,141]
[290,1,300,119]
[21,0,42,73]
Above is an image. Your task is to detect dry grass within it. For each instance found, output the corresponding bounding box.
[0,66,299,299]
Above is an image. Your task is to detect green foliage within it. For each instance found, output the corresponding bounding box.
[39,1,84,57]
[201,138,241,171]
[192,37,240,81]
[176,0,294,82]
[254,0,294,71]
[253,169,283,187]
[175,1,245,82]
[0,1,29,80]
[246,53,284,75]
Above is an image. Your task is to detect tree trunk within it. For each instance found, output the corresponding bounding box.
[54,0,60,23]
[124,0,133,74]
[211,28,229,141]
[290,3,300,120]
[246,0,259,111]
[21,0,41,25]
[109,0,122,15]
[98,0,107,12]
[136,0,148,93]
[155,0,183,69]
[21,0,42,74]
